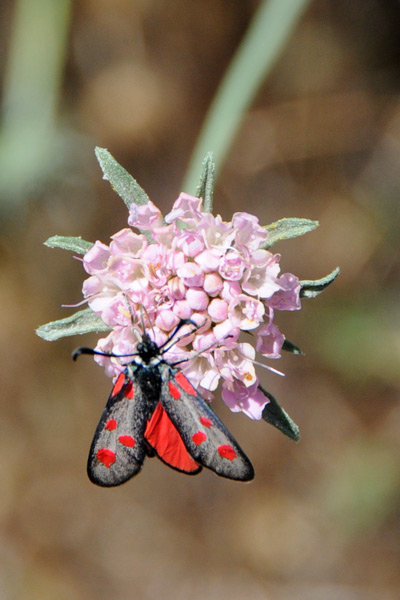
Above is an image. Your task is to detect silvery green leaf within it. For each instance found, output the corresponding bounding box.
[260,385,300,441]
[95,147,156,241]
[36,308,111,341]
[196,152,215,213]
[44,235,93,255]
[263,217,319,248]
[300,267,340,298]
[95,147,150,209]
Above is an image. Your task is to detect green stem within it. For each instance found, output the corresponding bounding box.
[182,0,312,193]
[0,0,72,204]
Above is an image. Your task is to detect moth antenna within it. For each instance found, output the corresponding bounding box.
[169,334,232,367]
[159,318,204,354]
[72,347,138,361]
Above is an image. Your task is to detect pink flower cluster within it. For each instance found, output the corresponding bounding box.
[82,194,301,419]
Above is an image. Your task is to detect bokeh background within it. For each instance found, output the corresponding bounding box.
[1,1,400,598]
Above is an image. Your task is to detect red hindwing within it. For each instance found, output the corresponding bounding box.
[144,403,201,474]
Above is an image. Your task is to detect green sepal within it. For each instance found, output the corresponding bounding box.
[44,235,93,255]
[36,308,111,341]
[196,152,215,213]
[263,218,319,248]
[300,266,340,298]
[282,339,302,355]
[260,385,300,441]
[95,147,150,209]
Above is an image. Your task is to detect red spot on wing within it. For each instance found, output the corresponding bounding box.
[112,372,125,396]
[192,431,207,445]
[217,444,237,461]
[97,448,116,468]
[112,373,134,399]
[125,380,134,399]
[105,419,117,431]
[145,403,200,473]
[200,416,212,427]
[118,435,135,448]
[168,381,181,400]
[174,372,196,396]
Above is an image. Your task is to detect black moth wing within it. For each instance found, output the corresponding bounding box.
[87,369,149,486]
[159,363,254,481]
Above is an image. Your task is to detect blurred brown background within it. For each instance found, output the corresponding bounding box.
[1,1,400,599]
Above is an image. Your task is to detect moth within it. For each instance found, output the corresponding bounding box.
[74,320,254,486]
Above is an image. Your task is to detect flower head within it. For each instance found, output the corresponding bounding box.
[36,149,340,448]
[81,192,301,419]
